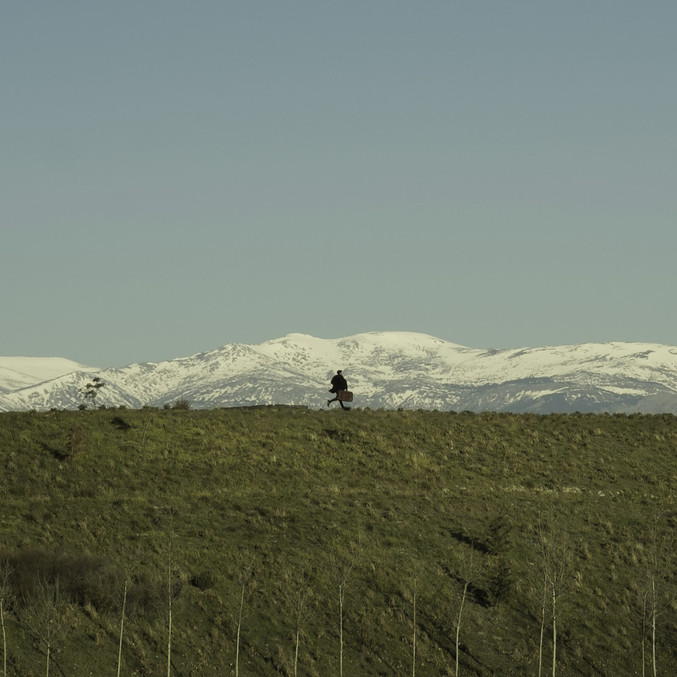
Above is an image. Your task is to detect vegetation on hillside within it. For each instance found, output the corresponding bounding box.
[0,407,675,676]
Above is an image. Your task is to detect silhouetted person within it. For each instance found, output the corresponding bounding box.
[327,370,348,409]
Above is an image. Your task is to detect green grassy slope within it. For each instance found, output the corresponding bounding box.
[0,407,675,676]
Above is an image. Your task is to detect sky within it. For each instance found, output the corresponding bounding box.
[3,1,676,367]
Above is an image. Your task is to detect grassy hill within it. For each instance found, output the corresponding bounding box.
[0,407,675,676]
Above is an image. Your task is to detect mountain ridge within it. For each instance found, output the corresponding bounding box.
[0,356,95,393]
[2,332,677,413]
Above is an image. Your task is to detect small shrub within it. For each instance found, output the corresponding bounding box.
[172,398,191,410]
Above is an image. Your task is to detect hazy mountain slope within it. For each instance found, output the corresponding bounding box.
[0,356,94,394]
[1,332,677,413]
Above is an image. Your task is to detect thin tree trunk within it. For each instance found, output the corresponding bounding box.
[117,578,128,677]
[1,600,6,677]
[455,581,468,677]
[339,583,345,677]
[412,588,417,677]
[551,585,557,677]
[141,417,152,451]
[294,628,300,677]
[651,576,657,677]
[235,583,245,677]
[45,640,50,677]
[167,559,172,677]
[538,577,547,677]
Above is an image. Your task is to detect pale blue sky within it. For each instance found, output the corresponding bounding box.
[3,1,676,366]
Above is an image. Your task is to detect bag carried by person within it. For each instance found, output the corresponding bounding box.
[338,390,353,402]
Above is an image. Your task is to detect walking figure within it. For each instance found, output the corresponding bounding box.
[327,370,350,409]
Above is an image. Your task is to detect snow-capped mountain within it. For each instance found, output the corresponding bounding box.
[2,332,677,414]
[0,357,97,394]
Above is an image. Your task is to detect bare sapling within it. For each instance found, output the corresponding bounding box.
[235,580,245,677]
[116,552,142,677]
[453,547,475,677]
[644,509,673,677]
[399,563,425,677]
[285,567,313,677]
[140,413,155,453]
[650,576,657,677]
[232,550,255,677]
[338,575,347,677]
[627,508,673,677]
[116,574,129,677]
[537,570,547,677]
[161,507,179,677]
[21,576,70,677]
[535,514,571,677]
[410,576,419,677]
[0,595,6,677]
[329,553,355,677]
[0,567,15,677]
[167,551,172,677]
[455,578,469,677]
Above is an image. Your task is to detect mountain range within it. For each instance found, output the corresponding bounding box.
[2,332,677,414]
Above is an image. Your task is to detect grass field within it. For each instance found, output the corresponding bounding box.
[0,407,675,676]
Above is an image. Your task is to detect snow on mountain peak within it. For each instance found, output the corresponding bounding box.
[1,333,677,413]
[0,356,96,393]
